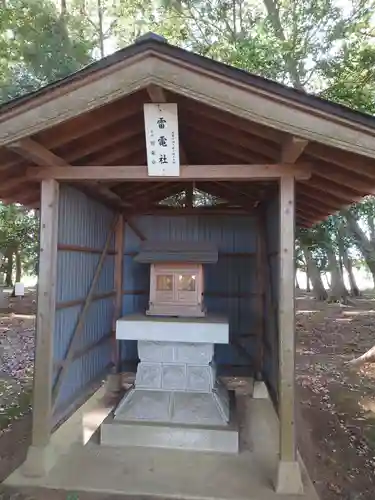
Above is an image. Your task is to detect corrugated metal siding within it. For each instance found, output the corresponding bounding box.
[121,215,258,367]
[54,186,115,417]
[263,193,280,401]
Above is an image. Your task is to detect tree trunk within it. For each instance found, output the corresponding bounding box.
[337,221,360,296]
[295,275,300,289]
[326,246,348,302]
[60,0,67,15]
[15,249,21,283]
[5,248,13,287]
[262,0,305,91]
[348,344,375,367]
[97,0,105,58]
[345,211,375,288]
[303,247,327,300]
[306,270,311,292]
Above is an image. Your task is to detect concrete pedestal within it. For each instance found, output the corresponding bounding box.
[101,314,238,452]
[115,341,229,425]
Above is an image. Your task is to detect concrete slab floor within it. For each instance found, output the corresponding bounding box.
[4,386,320,500]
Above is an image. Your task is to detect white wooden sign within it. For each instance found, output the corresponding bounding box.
[144,103,180,176]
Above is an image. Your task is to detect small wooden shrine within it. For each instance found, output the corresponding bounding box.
[134,241,218,317]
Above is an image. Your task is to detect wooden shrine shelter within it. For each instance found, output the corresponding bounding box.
[1,32,375,495]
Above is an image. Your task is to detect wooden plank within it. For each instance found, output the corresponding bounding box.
[281,136,308,163]
[147,84,168,103]
[56,290,115,310]
[12,138,129,209]
[52,215,118,411]
[279,175,296,462]
[180,113,278,160]
[112,215,124,371]
[32,179,59,447]
[8,138,67,166]
[57,243,117,255]
[27,164,312,181]
[125,218,147,241]
[255,210,266,377]
[307,142,375,181]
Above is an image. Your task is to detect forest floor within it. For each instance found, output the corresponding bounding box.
[0,290,375,499]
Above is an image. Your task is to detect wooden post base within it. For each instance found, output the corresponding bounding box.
[105,372,122,395]
[22,445,56,478]
[275,460,304,495]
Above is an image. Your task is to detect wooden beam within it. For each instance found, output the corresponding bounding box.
[125,218,147,241]
[52,216,118,411]
[307,143,375,181]
[29,180,59,453]
[278,176,298,466]
[301,176,356,202]
[312,161,375,195]
[8,138,67,166]
[281,136,308,163]
[147,84,167,103]
[178,95,285,143]
[11,138,129,209]
[27,164,311,181]
[183,126,269,164]
[112,215,124,372]
[180,113,278,161]
[255,210,266,377]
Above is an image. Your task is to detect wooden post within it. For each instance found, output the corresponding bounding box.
[275,175,303,494]
[113,215,124,371]
[23,179,59,477]
[255,210,266,379]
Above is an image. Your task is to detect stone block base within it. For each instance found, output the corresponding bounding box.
[275,460,304,495]
[115,386,229,426]
[101,417,239,453]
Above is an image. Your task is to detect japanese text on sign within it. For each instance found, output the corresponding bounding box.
[144,103,180,176]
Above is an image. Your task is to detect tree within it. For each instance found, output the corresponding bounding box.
[344,202,375,288]
[297,227,328,301]
[0,0,94,103]
[0,205,39,287]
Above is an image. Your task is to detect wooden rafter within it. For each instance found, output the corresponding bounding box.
[81,137,145,166]
[296,183,342,211]
[183,125,271,164]
[177,94,285,143]
[180,113,278,160]
[9,138,129,209]
[61,117,144,163]
[34,93,145,151]
[307,143,375,181]
[26,163,312,181]
[301,176,359,203]
[311,160,375,195]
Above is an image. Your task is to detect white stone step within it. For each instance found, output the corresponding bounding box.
[101,417,239,454]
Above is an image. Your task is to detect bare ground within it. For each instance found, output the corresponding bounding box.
[296,293,375,500]
[1,291,375,499]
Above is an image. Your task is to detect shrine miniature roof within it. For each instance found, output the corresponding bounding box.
[134,241,218,264]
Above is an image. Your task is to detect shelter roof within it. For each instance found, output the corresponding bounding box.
[1,32,375,226]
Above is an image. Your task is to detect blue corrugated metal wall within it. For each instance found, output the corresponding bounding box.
[54,186,115,418]
[120,215,261,368]
[263,192,280,401]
